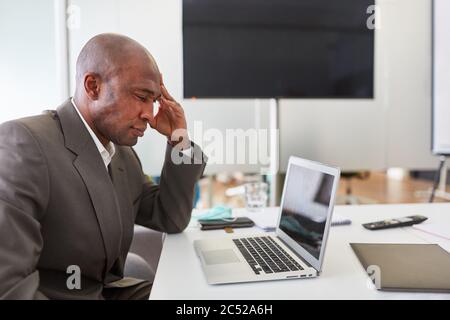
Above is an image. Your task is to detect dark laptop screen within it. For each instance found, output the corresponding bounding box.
[279,164,335,259]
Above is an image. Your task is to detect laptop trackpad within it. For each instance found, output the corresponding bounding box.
[203,249,240,265]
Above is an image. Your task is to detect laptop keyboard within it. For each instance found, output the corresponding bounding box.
[233,236,304,275]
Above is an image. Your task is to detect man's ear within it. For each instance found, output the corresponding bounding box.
[84,73,101,100]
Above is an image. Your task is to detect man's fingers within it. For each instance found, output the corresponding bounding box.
[160,74,175,101]
[161,97,185,115]
[155,94,187,138]
[161,97,183,117]
[159,99,176,121]
[160,84,175,101]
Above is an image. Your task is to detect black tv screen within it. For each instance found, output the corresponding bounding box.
[183,0,375,99]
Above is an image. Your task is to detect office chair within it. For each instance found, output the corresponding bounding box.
[124,175,200,283]
[125,226,165,283]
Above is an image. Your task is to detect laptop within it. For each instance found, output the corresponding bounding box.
[194,156,341,284]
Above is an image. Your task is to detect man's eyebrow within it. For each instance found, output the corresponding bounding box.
[136,88,155,95]
[135,88,161,99]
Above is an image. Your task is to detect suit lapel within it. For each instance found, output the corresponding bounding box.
[56,99,123,273]
[109,155,134,253]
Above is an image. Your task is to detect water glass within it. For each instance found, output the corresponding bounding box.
[244,182,268,212]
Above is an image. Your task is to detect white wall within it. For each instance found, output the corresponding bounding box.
[385,0,434,168]
[0,0,60,123]
[67,0,271,175]
[66,0,437,174]
[280,0,435,171]
[0,0,437,174]
[432,0,450,155]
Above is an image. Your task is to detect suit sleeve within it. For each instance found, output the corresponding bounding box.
[0,121,49,299]
[135,142,207,234]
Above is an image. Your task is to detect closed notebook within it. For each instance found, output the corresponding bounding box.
[350,243,450,293]
[198,217,255,230]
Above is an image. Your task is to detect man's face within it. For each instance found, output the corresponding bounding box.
[91,63,161,146]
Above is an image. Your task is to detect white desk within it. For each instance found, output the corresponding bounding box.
[150,203,450,300]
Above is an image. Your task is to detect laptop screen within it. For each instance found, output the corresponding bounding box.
[279,164,335,260]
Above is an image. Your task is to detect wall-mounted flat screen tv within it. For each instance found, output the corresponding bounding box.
[183,0,375,99]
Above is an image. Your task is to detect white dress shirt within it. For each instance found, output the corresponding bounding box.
[72,98,116,171]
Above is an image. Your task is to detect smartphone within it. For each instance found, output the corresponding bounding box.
[198,217,255,230]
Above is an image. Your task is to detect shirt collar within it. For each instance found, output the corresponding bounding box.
[71,98,116,168]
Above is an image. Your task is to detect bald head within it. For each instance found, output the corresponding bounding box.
[75,33,159,88]
[73,33,162,147]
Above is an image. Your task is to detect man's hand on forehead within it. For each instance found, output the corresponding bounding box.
[149,74,189,148]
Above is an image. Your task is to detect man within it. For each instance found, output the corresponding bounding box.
[0,34,206,299]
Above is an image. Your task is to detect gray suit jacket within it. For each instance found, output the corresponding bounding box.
[0,100,206,299]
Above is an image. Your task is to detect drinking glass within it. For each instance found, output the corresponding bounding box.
[244,182,268,212]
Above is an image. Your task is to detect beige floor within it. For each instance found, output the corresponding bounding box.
[197,171,450,209]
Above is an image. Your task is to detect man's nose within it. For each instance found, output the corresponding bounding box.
[140,101,155,124]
